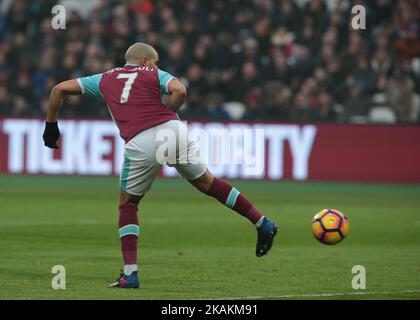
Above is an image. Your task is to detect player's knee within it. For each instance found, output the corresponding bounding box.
[191,170,214,193]
[119,191,142,206]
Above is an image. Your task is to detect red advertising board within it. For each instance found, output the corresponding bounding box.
[0,118,419,183]
[308,124,420,183]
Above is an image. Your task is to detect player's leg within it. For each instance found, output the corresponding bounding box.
[110,128,162,288]
[110,192,144,288]
[190,169,263,225]
[117,190,142,281]
[188,170,278,257]
[169,119,278,256]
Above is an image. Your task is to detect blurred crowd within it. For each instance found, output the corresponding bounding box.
[0,0,419,123]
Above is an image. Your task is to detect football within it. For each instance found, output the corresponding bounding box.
[311,209,349,245]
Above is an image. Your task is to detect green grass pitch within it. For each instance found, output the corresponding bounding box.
[0,175,419,300]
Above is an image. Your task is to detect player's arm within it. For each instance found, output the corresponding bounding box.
[43,79,82,149]
[46,80,82,122]
[43,73,103,149]
[158,69,186,112]
[167,78,187,112]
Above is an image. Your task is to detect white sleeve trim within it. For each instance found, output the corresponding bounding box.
[165,76,175,94]
[76,78,85,94]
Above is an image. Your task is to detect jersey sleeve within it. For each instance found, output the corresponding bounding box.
[158,69,175,95]
[77,73,104,99]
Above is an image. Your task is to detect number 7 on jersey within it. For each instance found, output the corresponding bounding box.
[117,73,138,103]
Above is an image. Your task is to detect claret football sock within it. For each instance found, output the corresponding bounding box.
[119,204,139,268]
[206,177,264,225]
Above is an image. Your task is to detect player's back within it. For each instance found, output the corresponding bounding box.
[78,64,178,142]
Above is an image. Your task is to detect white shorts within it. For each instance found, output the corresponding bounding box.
[120,120,207,196]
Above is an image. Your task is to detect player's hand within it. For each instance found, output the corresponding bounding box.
[42,121,60,149]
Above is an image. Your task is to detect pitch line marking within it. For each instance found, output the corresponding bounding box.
[0,217,175,227]
[0,219,110,227]
[205,289,420,300]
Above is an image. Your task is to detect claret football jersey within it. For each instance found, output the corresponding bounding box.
[77,64,179,142]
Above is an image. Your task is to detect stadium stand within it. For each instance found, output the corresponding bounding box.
[0,0,419,123]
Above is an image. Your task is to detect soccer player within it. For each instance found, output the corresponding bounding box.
[43,42,278,288]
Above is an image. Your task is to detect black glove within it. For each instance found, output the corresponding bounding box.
[42,121,60,149]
